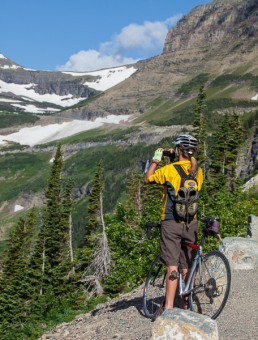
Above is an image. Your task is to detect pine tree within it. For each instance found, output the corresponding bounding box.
[29,144,72,299]
[81,161,111,296]
[86,161,104,245]
[62,178,75,276]
[0,209,36,325]
[209,111,244,192]
[224,111,244,191]
[192,85,208,177]
[127,170,144,214]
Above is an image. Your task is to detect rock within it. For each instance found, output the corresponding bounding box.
[247,214,258,241]
[163,0,258,53]
[220,237,258,270]
[151,308,218,340]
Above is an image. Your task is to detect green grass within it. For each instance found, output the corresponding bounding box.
[176,73,210,95]
[0,111,39,128]
[210,73,258,88]
[145,96,165,109]
[0,152,51,202]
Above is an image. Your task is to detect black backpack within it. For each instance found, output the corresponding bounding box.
[174,164,199,223]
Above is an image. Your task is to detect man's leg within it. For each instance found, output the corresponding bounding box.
[181,268,189,309]
[164,265,178,309]
[180,220,198,309]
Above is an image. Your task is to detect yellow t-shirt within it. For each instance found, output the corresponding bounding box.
[148,160,203,221]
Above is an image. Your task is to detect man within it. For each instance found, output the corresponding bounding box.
[144,134,203,316]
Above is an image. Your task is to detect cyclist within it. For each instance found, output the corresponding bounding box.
[144,134,203,318]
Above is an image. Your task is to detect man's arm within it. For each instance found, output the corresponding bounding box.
[144,148,164,183]
[144,161,159,183]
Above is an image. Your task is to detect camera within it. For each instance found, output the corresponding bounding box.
[162,150,175,161]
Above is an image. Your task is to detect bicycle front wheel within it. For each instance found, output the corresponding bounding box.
[189,250,231,319]
[143,255,166,319]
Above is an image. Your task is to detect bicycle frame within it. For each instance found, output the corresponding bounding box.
[178,242,203,297]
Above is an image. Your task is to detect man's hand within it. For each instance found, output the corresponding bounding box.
[153,148,163,162]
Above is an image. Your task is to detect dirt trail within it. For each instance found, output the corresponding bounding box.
[41,268,258,339]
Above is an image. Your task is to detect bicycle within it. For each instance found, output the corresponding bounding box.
[143,217,231,320]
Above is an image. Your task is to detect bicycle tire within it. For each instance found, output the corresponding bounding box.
[143,255,166,319]
[189,250,231,319]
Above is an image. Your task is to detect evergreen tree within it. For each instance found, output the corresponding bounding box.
[86,161,104,244]
[225,111,244,191]
[0,209,36,325]
[192,85,208,177]
[29,144,72,299]
[62,178,75,276]
[81,161,111,296]
[127,170,144,214]
[209,111,244,192]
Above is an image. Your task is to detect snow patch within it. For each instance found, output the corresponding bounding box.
[0,80,83,107]
[0,98,21,103]
[12,103,60,113]
[14,204,24,212]
[251,93,258,101]
[0,54,7,59]
[64,66,137,91]
[1,64,21,69]
[0,114,131,147]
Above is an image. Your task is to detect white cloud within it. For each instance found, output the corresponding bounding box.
[58,50,136,73]
[57,15,181,72]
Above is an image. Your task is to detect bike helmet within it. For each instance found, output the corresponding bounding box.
[174,134,198,154]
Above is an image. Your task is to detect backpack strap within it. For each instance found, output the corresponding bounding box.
[174,164,198,184]
[174,164,189,187]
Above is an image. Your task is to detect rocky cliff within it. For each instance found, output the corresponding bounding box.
[163,0,258,53]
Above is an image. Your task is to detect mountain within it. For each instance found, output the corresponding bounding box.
[0,53,137,114]
[0,0,258,243]
[59,0,258,120]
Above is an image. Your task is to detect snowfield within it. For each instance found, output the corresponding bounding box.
[62,66,137,91]
[0,115,131,147]
[0,80,83,107]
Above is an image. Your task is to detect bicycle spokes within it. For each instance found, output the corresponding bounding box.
[143,255,166,319]
[189,250,231,319]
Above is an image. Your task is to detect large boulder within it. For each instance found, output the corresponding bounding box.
[219,214,258,270]
[220,237,258,270]
[151,308,218,340]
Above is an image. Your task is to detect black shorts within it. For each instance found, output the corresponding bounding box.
[160,219,198,268]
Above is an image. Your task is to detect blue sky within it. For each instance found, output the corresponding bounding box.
[1,0,211,72]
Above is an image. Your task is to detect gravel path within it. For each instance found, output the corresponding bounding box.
[41,268,258,339]
[217,269,258,340]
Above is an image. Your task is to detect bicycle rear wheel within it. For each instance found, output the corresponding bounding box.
[189,250,231,319]
[143,255,166,319]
